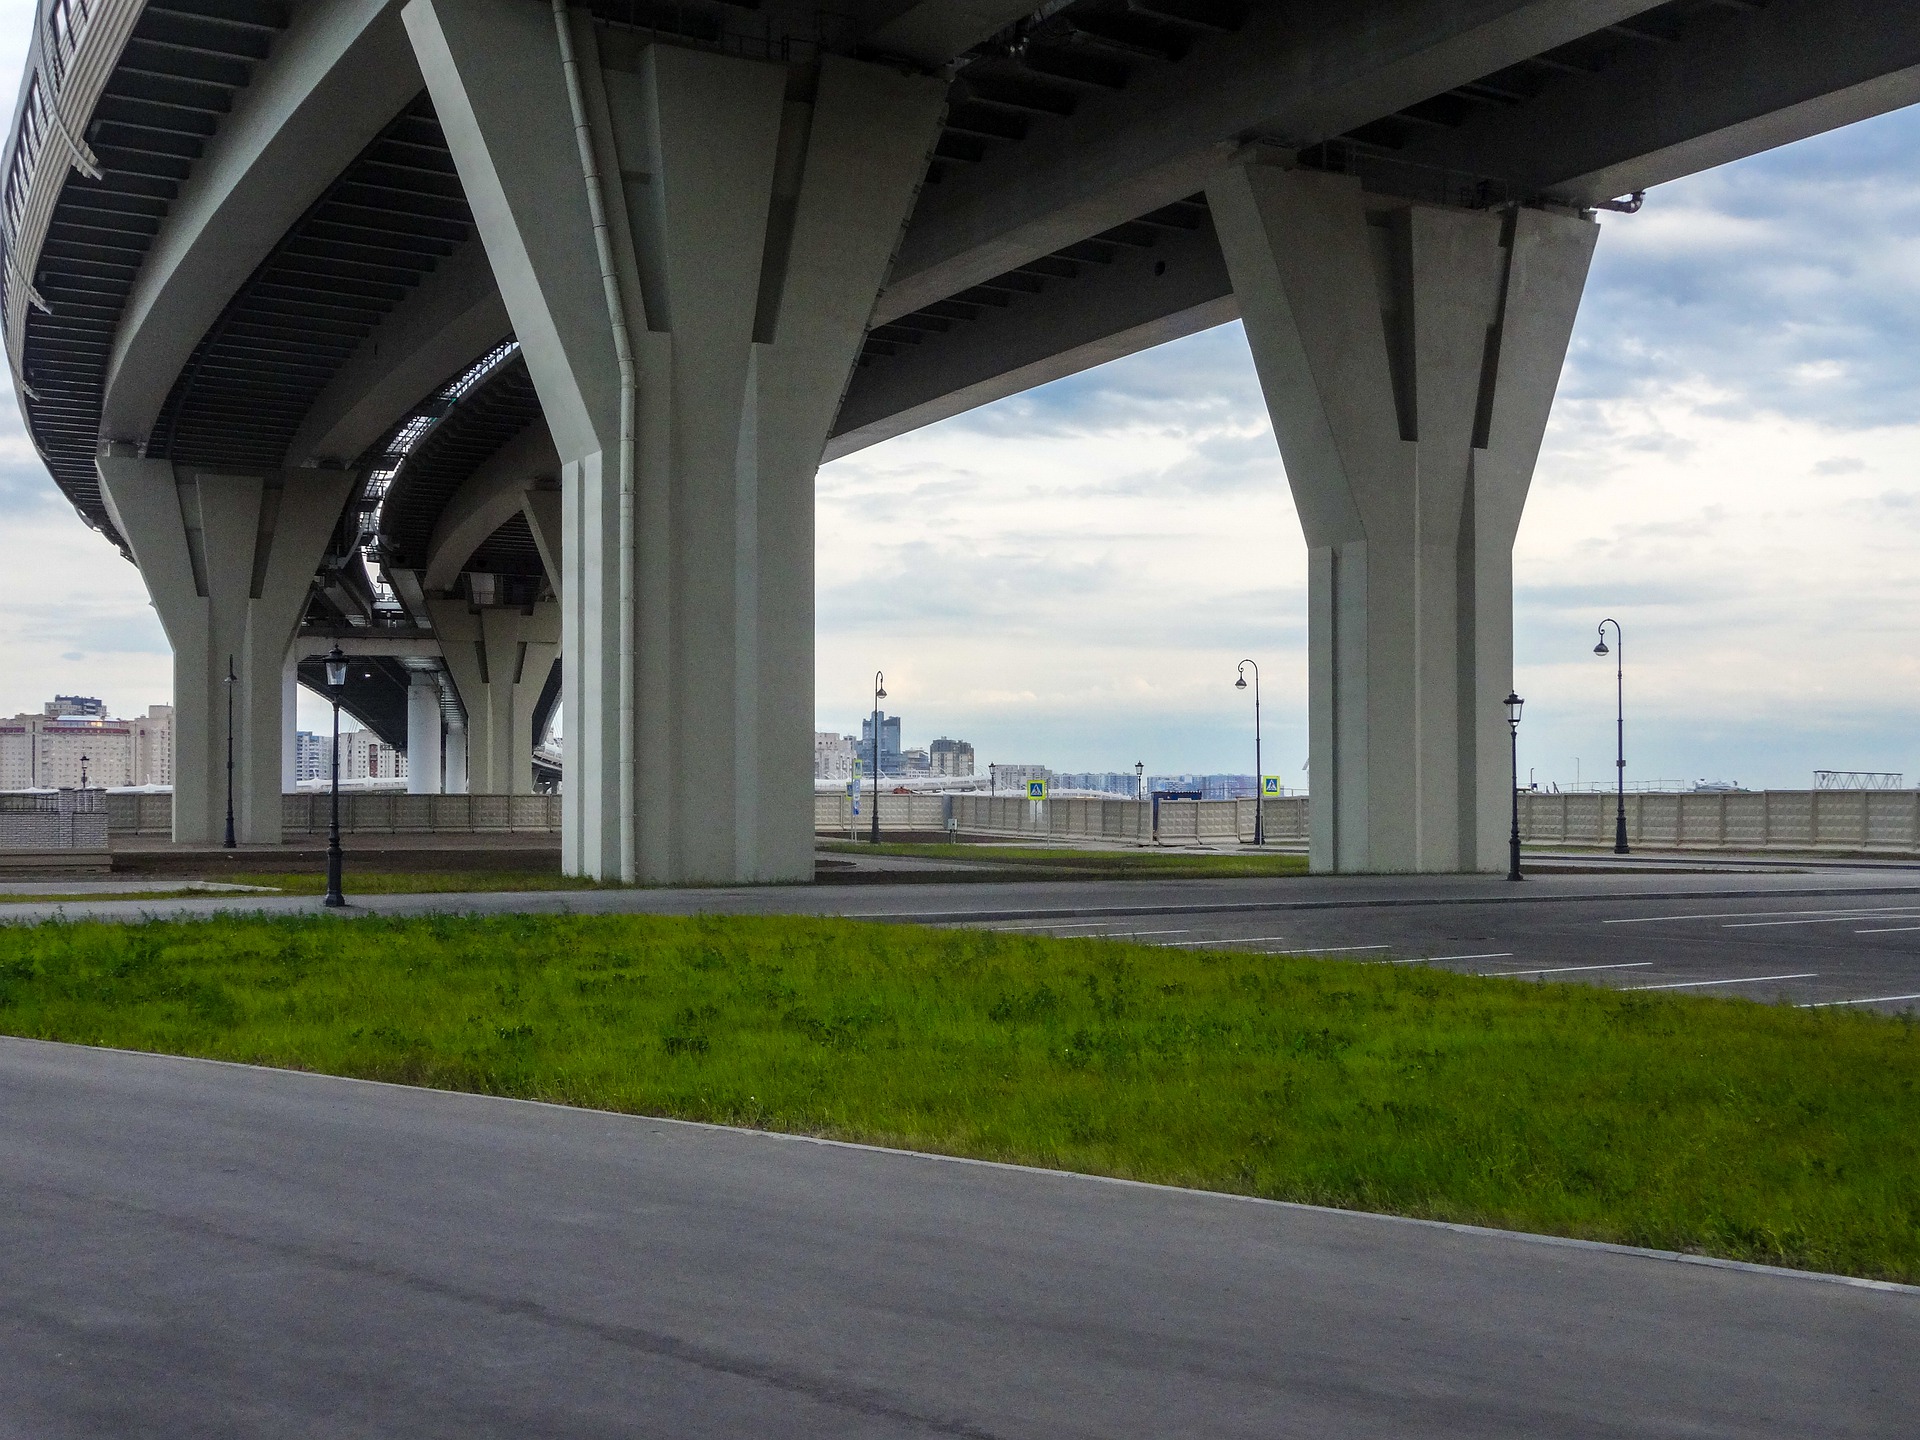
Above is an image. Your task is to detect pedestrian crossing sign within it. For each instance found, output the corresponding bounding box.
[1262,776,1281,796]
[1027,779,1047,799]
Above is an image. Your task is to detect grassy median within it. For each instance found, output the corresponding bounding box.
[0,911,1913,1280]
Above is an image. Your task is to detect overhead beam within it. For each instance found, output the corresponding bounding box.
[855,0,1042,67]
[831,216,1234,458]
[100,0,424,449]
[421,417,559,590]
[285,236,510,468]
[1394,0,1920,204]
[876,0,1663,323]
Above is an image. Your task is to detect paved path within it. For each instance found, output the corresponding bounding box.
[9,867,1920,1010]
[1,1038,1911,1438]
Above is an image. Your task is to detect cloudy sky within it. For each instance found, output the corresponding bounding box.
[0,9,1915,789]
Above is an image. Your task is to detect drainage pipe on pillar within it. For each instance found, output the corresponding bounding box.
[551,0,637,882]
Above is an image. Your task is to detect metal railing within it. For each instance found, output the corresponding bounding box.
[1,0,145,385]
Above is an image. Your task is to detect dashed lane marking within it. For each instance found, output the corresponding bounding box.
[1799,993,1920,1009]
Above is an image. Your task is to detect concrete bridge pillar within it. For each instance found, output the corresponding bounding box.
[424,595,559,796]
[444,719,469,795]
[96,454,354,844]
[1207,164,1597,873]
[406,673,444,795]
[405,0,946,881]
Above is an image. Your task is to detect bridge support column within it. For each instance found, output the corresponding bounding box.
[1207,165,1596,873]
[282,656,299,793]
[424,596,559,796]
[96,456,354,845]
[406,673,443,794]
[444,718,469,795]
[406,0,945,881]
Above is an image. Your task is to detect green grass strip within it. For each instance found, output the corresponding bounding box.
[0,912,1912,1280]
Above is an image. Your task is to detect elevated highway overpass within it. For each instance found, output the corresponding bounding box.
[4,0,1916,879]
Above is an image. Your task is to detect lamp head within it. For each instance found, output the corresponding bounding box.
[1593,639,1609,656]
[1235,675,1247,690]
[324,645,348,689]
[1504,691,1524,727]
[877,685,887,701]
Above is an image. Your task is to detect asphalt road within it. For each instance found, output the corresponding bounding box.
[9,865,1920,1011]
[2,1038,1912,1438]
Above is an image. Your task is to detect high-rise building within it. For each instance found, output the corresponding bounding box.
[928,737,974,777]
[859,712,903,775]
[294,731,332,783]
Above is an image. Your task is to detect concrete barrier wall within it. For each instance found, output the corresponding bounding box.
[812,792,1310,845]
[96,792,564,837]
[1518,789,1920,852]
[818,788,1920,854]
[0,791,109,849]
[73,787,1920,851]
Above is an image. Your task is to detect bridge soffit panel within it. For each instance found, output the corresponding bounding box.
[102,0,427,449]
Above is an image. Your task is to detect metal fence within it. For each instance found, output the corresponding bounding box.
[0,789,108,849]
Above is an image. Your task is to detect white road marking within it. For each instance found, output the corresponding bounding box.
[1723,914,1920,929]
[1626,972,1817,991]
[1606,905,1920,926]
[1290,944,1392,954]
[1799,993,1920,1009]
[1479,962,1653,977]
[1421,952,1515,963]
[1605,906,1920,929]
[1853,925,1920,934]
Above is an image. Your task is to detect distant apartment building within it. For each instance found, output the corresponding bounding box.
[45,694,106,718]
[294,731,332,783]
[989,763,1050,794]
[1053,771,1140,797]
[928,737,974,777]
[814,731,856,781]
[340,728,406,782]
[0,703,172,789]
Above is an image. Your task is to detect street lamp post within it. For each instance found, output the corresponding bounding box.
[1593,619,1629,854]
[1135,760,1144,801]
[324,645,348,907]
[1505,691,1525,882]
[870,671,886,845]
[1235,660,1264,845]
[222,655,237,848]
[79,753,89,788]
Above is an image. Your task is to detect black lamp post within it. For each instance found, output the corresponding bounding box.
[1235,659,1264,845]
[1505,691,1525,882]
[1135,760,1145,801]
[869,671,886,845]
[324,645,348,907]
[1593,619,1629,854]
[79,753,89,788]
[222,655,237,848]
